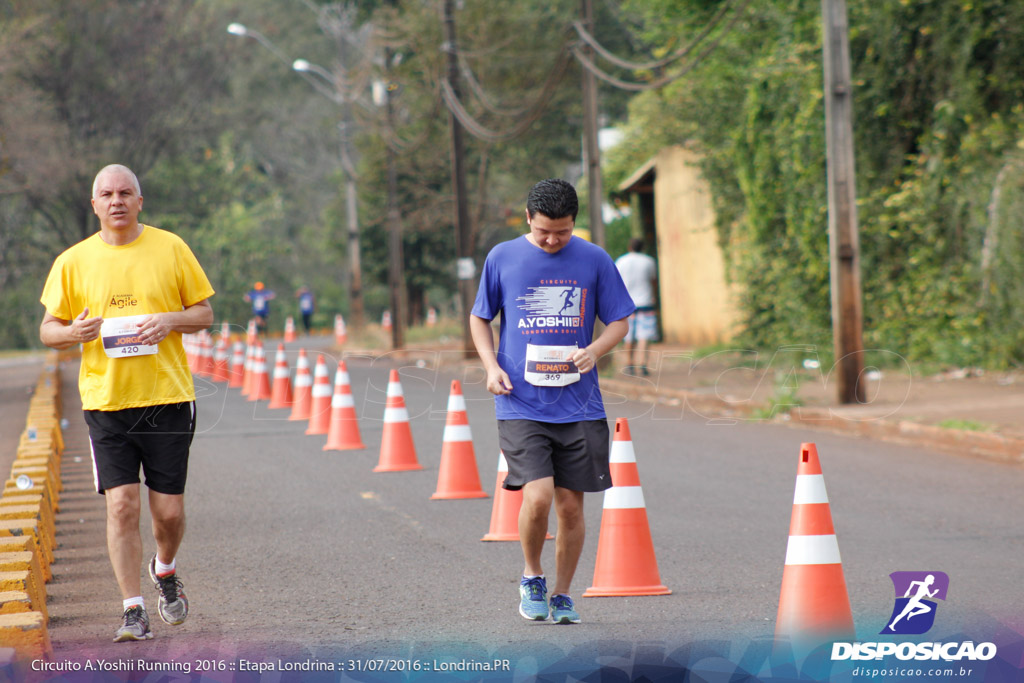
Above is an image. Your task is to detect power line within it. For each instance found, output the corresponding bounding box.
[571,0,736,72]
[571,0,752,92]
[438,44,575,143]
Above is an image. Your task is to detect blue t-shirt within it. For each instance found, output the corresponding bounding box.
[299,291,314,313]
[471,235,635,423]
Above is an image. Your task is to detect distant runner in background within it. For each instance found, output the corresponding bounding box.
[244,281,275,332]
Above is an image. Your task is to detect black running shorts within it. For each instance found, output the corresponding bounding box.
[84,402,196,495]
[497,419,611,492]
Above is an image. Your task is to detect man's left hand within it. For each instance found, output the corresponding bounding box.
[571,347,597,374]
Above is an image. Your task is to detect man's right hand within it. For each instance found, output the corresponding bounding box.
[485,367,513,396]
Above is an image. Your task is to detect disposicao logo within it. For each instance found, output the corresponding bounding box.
[881,571,949,635]
[831,571,997,663]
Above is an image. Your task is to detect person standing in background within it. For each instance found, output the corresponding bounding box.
[295,286,315,334]
[615,237,659,376]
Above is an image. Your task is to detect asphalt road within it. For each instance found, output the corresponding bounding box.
[38,338,1024,680]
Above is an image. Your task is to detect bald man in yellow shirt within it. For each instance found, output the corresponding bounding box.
[40,164,215,642]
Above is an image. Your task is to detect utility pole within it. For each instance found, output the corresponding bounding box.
[580,0,604,247]
[821,0,865,404]
[384,53,406,351]
[443,0,475,358]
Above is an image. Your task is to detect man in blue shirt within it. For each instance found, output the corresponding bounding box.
[470,178,634,624]
[243,282,275,332]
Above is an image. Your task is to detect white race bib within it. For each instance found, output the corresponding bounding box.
[524,344,580,387]
[100,314,158,358]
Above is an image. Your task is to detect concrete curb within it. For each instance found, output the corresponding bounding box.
[0,353,61,661]
[601,378,1024,465]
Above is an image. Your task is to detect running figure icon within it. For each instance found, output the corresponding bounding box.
[558,288,577,315]
[888,574,939,631]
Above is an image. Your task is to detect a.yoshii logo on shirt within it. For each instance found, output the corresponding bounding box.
[516,282,586,330]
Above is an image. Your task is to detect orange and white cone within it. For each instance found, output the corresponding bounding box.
[323,361,365,451]
[373,369,422,472]
[584,418,670,597]
[774,442,855,651]
[431,380,487,499]
[247,343,273,402]
[334,314,347,345]
[185,333,198,373]
[284,316,296,343]
[267,344,294,410]
[305,354,333,435]
[220,321,231,340]
[482,452,523,541]
[228,341,246,389]
[241,342,255,396]
[289,349,313,421]
[198,333,215,378]
[381,310,392,331]
[211,336,230,383]
[246,319,258,345]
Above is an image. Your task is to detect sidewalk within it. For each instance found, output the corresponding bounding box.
[598,343,1024,464]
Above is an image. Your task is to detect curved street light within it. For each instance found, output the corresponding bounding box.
[226,22,366,330]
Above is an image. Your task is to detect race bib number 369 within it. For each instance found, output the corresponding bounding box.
[100,315,158,358]
[524,344,580,387]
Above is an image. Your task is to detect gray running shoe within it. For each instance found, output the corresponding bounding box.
[113,605,153,642]
[149,556,189,625]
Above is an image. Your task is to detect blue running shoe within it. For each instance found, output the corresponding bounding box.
[549,594,581,624]
[519,576,549,621]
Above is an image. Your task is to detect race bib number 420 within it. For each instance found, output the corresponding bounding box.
[524,344,580,387]
[100,315,158,358]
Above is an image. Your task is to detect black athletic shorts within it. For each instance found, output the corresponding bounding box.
[497,419,611,492]
[84,402,196,495]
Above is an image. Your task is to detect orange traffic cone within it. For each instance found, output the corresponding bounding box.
[334,314,347,345]
[185,333,198,373]
[289,349,313,422]
[774,443,855,652]
[247,343,273,402]
[482,452,523,541]
[305,354,333,435]
[211,337,230,383]
[284,316,296,343]
[246,319,258,345]
[228,341,246,389]
[241,342,254,397]
[373,370,422,472]
[267,344,293,409]
[323,361,365,451]
[481,451,552,542]
[198,334,215,378]
[381,310,392,331]
[220,321,231,340]
[431,380,487,499]
[583,418,670,597]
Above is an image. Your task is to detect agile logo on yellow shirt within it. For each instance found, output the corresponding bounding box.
[109,293,139,310]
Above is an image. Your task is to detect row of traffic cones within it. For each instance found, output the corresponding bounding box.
[184,332,487,497]
[186,330,852,651]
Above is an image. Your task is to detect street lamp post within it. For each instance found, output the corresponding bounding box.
[227,22,366,331]
[292,58,366,332]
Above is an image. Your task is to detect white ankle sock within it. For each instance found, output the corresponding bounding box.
[123,597,145,611]
[155,557,176,575]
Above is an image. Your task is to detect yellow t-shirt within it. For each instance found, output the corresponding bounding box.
[40,225,215,411]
